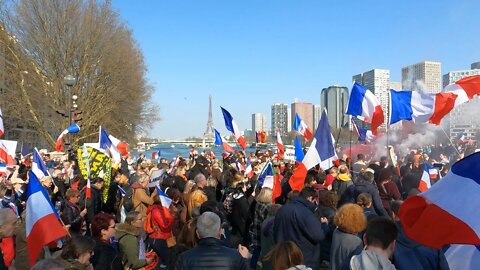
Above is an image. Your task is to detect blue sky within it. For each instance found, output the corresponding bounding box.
[112,0,480,139]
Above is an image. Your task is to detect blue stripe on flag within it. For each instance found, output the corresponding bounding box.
[390,89,413,124]
[314,110,336,160]
[221,107,234,133]
[450,152,480,185]
[346,83,367,116]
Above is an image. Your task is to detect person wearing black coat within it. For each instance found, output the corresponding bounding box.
[175,212,248,270]
[228,185,251,246]
[61,189,86,234]
[274,187,329,270]
[90,213,123,270]
[344,171,389,217]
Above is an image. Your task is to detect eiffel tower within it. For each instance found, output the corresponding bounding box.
[204,95,214,138]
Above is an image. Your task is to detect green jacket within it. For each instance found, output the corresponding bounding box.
[115,223,147,269]
[58,258,89,270]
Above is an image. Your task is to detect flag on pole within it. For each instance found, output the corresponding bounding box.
[155,185,172,209]
[85,178,91,199]
[389,89,457,125]
[245,158,254,179]
[152,151,160,160]
[294,113,313,141]
[220,107,246,150]
[418,163,431,192]
[351,117,374,142]
[32,148,52,184]
[26,170,67,266]
[346,82,384,135]
[55,123,80,152]
[257,162,281,201]
[399,152,480,249]
[214,128,234,153]
[443,75,480,107]
[289,110,338,191]
[99,127,124,164]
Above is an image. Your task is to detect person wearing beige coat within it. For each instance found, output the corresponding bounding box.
[131,175,157,218]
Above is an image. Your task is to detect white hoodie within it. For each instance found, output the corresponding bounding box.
[350,250,396,270]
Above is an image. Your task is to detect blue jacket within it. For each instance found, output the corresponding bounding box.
[393,222,450,270]
[274,196,329,270]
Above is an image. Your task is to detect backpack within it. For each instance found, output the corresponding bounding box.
[144,207,157,234]
[122,187,135,212]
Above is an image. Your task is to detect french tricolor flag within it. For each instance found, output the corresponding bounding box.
[390,89,457,125]
[152,151,160,160]
[294,113,313,141]
[245,158,254,179]
[351,117,374,142]
[0,164,6,176]
[418,163,431,192]
[0,140,17,165]
[155,186,172,210]
[32,148,50,180]
[289,110,338,191]
[221,107,246,150]
[55,123,80,152]
[346,83,384,135]
[99,127,128,163]
[214,128,234,153]
[26,170,67,266]
[399,152,480,249]
[257,162,281,201]
[276,131,284,159]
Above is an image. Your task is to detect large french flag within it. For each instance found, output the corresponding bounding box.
[390,89,457,125]
[346,83,384,135]
[26,170,67,266]
[293,113,313,141]
[351,117,374,142]
[418,163,431,192]
[55,123,80,152]
[220,107,246,150]
[276,131,284,159]
[99,127,128,163]
[0,140,17,165]
[214,128,234,153]
[399,152,480,249]
[289,110,337,191]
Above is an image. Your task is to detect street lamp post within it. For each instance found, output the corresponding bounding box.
[64,75,76,149]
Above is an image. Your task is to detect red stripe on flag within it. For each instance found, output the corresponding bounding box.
[289,163,308,191]
[399,195,480,249]
[371,106,384,135]
[429,92,457,125]
[55,138,63,152]
[237,136,246,150]
[456,75,480,99]
[272,174,282,201]
[304,128,313,141]
[27,213,67,266]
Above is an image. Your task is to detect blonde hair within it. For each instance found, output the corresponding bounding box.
[256,187,273,204]
[187,190,207,218]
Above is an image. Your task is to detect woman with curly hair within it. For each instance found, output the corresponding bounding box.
[330,203,367,270]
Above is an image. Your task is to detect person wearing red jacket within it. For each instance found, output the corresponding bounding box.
[147,194,175,269]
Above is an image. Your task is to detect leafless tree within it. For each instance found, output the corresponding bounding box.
[0,0,158,149]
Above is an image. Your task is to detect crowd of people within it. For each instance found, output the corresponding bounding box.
[0,140,473,270]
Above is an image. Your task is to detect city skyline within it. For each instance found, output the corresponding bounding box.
[111,1,480,139]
